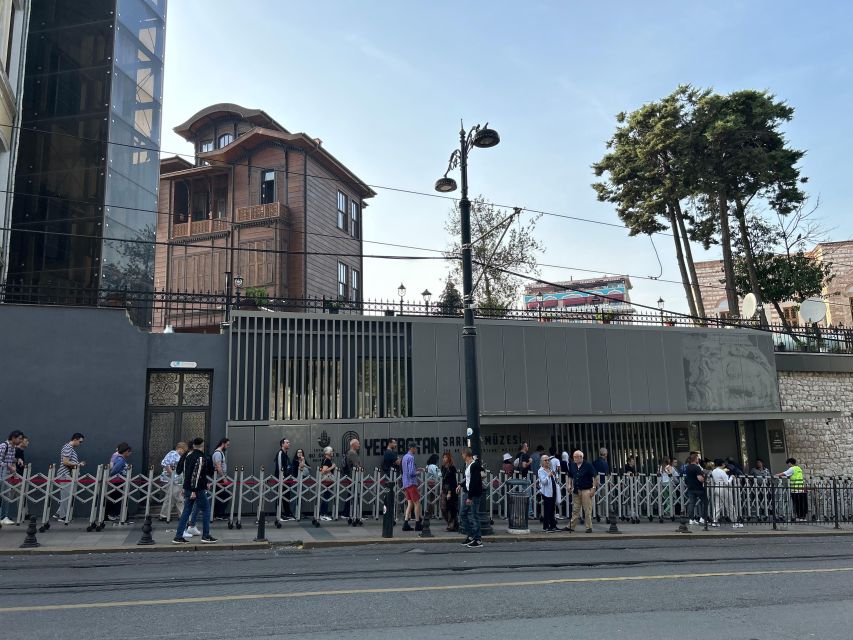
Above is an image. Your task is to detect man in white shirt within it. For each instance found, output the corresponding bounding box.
[159,442,187,521]
[710,458,742,528]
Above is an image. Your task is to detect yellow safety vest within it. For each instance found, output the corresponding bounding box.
[788,466,804,491]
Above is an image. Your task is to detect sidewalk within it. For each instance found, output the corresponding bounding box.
[0,515,850,555]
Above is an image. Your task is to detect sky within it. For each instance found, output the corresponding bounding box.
[159,0,853,315]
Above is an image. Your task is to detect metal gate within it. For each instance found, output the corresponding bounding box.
[144,370,212,469]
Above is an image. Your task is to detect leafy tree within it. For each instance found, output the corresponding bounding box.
[693,90,806,324]
[592,86,708,319]
[444,197,543,308]
[435,278,463,316]
[732,203,832,333]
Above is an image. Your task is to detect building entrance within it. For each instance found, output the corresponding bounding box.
[144,370,212,469]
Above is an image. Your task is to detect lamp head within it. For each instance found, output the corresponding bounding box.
[422,289,432,303]
[234,276,244,289]
[434,177,458,193]
[398,283,407,299]
[472,127,500,148]
[657,297,664,310]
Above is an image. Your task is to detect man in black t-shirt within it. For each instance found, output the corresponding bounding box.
[382,439,400,477]
[684,453,707,525]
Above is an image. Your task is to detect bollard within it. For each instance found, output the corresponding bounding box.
[418,514,433,538]
[137,515,155,545]
[381,487,394,538]
[607,505,621,534]
[254,512,267,542]
[20,516,40,548]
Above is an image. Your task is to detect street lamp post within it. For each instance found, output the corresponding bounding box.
[397,283,406,315]
[436,121,500,536]
[225,271,234,324]
[234,276,244,310]
[422,289,432,316]
[657,297,665,326]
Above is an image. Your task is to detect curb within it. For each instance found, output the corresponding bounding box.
[1,528,850,556]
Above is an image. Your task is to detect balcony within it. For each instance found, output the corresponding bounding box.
[236,202,287,224]
[171,218,229,239]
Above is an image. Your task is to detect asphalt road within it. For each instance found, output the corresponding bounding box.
[3,536,853,639]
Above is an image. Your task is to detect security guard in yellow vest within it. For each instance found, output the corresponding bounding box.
[776,458,807,521]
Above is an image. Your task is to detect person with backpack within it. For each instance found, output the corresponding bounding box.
[0,430,24,525]
[211,438,230,520]
[173,437,216,544]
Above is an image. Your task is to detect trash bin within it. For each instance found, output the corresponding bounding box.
[506,479,530,534]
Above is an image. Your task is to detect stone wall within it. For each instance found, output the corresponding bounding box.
[778,370,853,476]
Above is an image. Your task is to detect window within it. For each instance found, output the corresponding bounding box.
[783,305,800,327]
[338,262,348,299]
[350,201,360,238]
[350,269,360,302]
[212,180,228,219]
[191,188,208,221]
[217,133,234,148]
[337,191,348,231]
[260,170,275,204]
[200,140,214,153]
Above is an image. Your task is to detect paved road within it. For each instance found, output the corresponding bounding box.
[3,536,852,639]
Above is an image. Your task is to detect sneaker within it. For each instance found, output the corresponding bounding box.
[688,519,698,525]
[320,516,333,522]
[733,523,744,528]
[186,526,201,536]
[414,521,423,532]
[172,537,187,544]
[53,514,62,521]
[107,515,119,522]
[1,517,15,526]
[699,518,706,524]
[183,531,194,539]
[402,521,413,531]
[460,537,472,546]
[562,526,574,532]
[466,540,483,548]
[200,536,217,543]
[585,528,593,533]
[280,516,295,522]
[710,523,720,527]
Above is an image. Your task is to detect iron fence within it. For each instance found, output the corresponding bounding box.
[1,466,851,533]
[2,282,852,353]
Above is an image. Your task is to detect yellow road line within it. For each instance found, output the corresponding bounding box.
[3,566,852,613]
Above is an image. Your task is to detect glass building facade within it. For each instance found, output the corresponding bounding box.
[6,0,166,326]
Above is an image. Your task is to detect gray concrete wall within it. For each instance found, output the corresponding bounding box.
[0,305,228,472]
[412,320,781,418]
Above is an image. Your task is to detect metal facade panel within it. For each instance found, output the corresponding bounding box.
[410,324,437,417]
[605,330,632,413]
[642,331,669,413]
[586,329,611,414]
[544,328,571,414]
[477,324,508,414]
[523,326,549,414]
[565,328,592,414]
[501,325,526,415]
[662,332,688,412]
[434,323,463,416]
[626,332,651,413]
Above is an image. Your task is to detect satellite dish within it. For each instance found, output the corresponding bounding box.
[742,293,757,319]
[799,299,827,324]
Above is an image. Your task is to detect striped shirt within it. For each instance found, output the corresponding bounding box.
[0,440,14,476]
[56,443,78,479]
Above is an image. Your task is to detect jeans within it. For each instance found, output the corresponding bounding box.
[687,489,708,521]
[0,469,10,519]
[460,493,481,541]
[176,490,210,538]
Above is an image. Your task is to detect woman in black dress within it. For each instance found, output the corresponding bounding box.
[440,451,459,531]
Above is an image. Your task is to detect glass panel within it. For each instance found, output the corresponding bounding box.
[148,372,180,406]
[182,373,211,407]
[180,412,207,444]
[147,411,176,470]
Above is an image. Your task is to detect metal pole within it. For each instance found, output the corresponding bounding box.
[225,271,233,323]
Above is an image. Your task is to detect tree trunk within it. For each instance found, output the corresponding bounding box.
[718,191,740,319]
[772,300,802,346]
[674,201,707,322]
[734,199,769,327]
[668,205,699,319]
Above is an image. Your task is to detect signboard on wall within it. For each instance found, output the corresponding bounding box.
[769,428,786,453]
[673,427,691,452]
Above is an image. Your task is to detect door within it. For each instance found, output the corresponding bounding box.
[144,370,213,470]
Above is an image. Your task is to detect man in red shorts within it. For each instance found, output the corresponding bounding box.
[401,443,422,532]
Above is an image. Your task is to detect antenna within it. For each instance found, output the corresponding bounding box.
[742,293,757,319]
[798,299,827,324]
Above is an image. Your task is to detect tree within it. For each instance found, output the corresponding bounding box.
[592,86,707,319]
[435,278,463,316]
[444,197,543,308]
[732,202,832,334]
[693,90,806,325]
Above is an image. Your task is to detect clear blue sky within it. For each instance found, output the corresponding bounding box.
[160,0,853,313]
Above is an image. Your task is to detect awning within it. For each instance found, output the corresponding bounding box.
[481,410,842,425]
